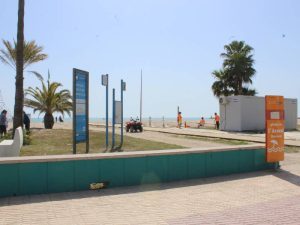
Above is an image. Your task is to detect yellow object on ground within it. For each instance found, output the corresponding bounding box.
[90,182,106,190]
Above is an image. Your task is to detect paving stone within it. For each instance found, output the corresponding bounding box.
[0,153,299,224]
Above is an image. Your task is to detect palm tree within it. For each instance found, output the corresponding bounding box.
[212,69,231,97]
[220,40,256,95]
[14,0,25,133]
[0,37,48,132]
[241,87,257,96]
[0,40,48,70]
[24,71,72,129]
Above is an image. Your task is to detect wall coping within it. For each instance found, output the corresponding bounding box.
[0,144,265,164]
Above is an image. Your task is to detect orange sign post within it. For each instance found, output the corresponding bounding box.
[265,96,285,163]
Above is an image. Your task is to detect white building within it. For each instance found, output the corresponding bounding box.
[219,95,298,131]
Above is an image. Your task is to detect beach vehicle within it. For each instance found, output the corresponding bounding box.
[126,118,143,133]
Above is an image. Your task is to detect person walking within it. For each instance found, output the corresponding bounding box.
[0,110,8,138]
[177,112,183,128]
[214,112,220,130]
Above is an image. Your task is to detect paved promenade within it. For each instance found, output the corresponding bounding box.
[144,127,300,147]
[0,152,299,225]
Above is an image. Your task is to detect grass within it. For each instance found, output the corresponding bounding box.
[3,128,299,155]
[20,129,184,156]
[172,134,249,145]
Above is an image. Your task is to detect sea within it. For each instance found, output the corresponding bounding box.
[30,117,210,123]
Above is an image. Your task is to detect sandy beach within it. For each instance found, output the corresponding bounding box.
[27,118,216,130]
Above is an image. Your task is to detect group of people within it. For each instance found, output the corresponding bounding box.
[55,116,64,123]
[177,112,220,130]
[0,110,31,138]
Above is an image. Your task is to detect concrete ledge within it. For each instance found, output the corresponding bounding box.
[0,144,264,164]
[0,145,273,197]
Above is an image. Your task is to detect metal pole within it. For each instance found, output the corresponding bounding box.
[86,71,89,154]
[105,75,109,150]
[72,69,76,154]
[140,69,142,122]
[112,88,115,150]
[120,80,124,148]
[177,106,179,128]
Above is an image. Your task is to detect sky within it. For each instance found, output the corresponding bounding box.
[0,0,299,119]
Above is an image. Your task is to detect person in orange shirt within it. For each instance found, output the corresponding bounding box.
[214,112,220,130]
[197,117,205,128]
[177,112,182,128]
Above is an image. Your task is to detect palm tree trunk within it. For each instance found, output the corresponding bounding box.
[44,113,54,129]
[238,79,243,95]
[234,78,239,95]
[13,0,25,133]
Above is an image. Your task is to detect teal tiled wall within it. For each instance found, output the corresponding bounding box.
[0,149,274,197]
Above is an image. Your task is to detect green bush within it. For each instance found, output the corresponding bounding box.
[23,131,32,145]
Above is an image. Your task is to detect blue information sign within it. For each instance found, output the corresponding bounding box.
[75,73,87,142]
[73,69,89,153]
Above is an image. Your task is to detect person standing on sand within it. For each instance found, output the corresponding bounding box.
[0,110,8,138]
[214,112,220,130]
[177,112,182,128]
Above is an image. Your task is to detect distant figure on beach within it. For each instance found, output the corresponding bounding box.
[23,111,30,132]
[214,112,220,130]
[198,117,205,128]
[59,116,64,122]
[0,110,8,138]
[177,112,182,128]
[55,117,57,123]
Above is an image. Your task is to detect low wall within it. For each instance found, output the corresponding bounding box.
[0,145,274,197]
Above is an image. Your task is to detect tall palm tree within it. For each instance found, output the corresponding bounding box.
[220,40,256,95]
[0,24,48,132]
[24,71,72,129]
[0,40,48,70]
[14,0,25,133]
[0,38,47,132]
